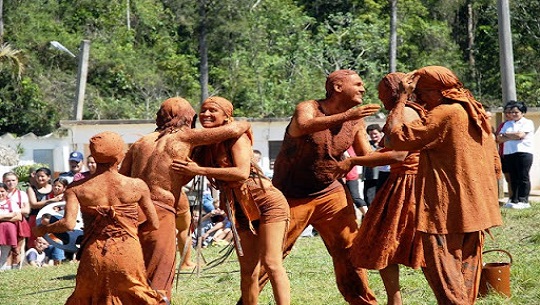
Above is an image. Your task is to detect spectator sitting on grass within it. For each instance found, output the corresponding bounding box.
[24,237,51,267]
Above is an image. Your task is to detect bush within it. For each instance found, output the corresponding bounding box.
[11,163,50,185]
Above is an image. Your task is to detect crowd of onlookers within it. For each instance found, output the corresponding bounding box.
[0,151,95,270]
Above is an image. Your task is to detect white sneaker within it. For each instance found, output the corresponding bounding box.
[502,202,516,208]
[513,202,531,209]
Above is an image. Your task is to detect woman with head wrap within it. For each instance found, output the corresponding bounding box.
[384,66,502,304]
[172,96,291,305]
[118,97,251,297]
[334,73,426,305]
[34,131,168,304]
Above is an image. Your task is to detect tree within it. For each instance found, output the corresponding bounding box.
[0,43,23,79]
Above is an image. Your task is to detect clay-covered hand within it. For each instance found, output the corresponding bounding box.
[171,159,202,176]
[401,71,419,95]
[345,104,381,120]
[331,159,353,181]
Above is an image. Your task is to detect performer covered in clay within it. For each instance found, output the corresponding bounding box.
[384,66,502,304]
[34,131,168,304]
[119,97,250,298]
[172,96,291,305]
[234,70,381,305]
[337,73,426,305]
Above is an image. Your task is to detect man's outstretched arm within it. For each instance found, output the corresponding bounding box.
[289,101,380,137]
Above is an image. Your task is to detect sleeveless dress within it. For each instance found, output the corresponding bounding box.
[0,199,18,248]
[351,102,426,270]
[65,202,165,304]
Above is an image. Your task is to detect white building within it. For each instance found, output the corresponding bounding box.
[1,111,540,192]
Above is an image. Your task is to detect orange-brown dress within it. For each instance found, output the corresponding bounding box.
[66,203,165,305]
[351,103,425,270]
[351,150,423,270]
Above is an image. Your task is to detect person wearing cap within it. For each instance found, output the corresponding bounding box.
[384,66,502,304]
[119,97,251,298]
[33,131,168,304]
[59,151,85,184]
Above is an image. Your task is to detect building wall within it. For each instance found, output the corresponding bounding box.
[1,111,539,191]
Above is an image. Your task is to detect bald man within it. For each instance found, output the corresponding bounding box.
[239,70,380,305]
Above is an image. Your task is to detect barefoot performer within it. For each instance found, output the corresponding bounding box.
[34,131,168,304]
[337,73,426,305]
[172,96,291,305]
[119,97,250,298]
[384,66,502,304]
[236,70,381,305]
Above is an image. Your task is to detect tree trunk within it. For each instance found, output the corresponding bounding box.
[198,0,209,108]
[0,0,4,43]
[467,1,477,84]
[389,0,398,73]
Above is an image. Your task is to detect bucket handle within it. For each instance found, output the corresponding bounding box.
[482,249,513,265]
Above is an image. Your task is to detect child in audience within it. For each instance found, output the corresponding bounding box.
[24,236,51,267]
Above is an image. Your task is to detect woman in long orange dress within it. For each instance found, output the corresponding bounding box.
[34,131,167,305]
[339,73,426,305]
[172,96,290,305]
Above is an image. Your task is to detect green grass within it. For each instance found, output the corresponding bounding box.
[1,202,539,305]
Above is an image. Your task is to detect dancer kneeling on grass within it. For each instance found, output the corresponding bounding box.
[34,131,168,305]
[172,96,291,305]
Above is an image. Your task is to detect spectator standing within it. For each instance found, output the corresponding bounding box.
[3,172,31,269]
[495,107,514,201]
[59,151,85,184]
[73,155,97,182]
[26,167,54,249]
[344,147,368,217]
[0,182,22,270]
[497,101,534,209]
[362,124,383,206]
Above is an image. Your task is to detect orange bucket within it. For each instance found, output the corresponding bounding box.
[478,249,512,298]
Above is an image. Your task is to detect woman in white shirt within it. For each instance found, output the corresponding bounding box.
[497,101,534,209]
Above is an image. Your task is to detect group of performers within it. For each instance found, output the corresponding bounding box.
[33,65,502,305]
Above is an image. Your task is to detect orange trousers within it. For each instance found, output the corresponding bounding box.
[238,186,377,305]
[421,231,484,305]
[139,206,177,299]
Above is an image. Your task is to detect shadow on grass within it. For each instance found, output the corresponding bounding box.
[0,285,75,298]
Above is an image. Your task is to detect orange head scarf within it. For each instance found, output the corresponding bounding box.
[378,72,406,110]
[89,131,125,164]
[414,66,492,135]
[195,96,254,170]
[155,97,196,134]
[201,96,235,123]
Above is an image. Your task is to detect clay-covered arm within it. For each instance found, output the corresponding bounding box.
[137,179,160,232]
[189,121,251,147]
[118,147,134,176]
[333,149,407,179]
[288,101,380,137]
[348,150,408,167]
[172,134,251,182]
[33,188,78,236]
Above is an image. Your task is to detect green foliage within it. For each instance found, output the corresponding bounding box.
[12,163,50,184]
[0,74,59,136]
[0,0,539,137]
